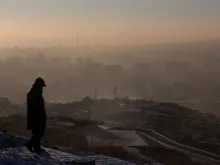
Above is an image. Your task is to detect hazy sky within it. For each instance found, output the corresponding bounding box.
[1,0,220,47]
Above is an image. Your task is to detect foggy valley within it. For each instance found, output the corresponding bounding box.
[1,41,220,116]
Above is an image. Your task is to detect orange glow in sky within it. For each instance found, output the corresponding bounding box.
[0,0,220,47]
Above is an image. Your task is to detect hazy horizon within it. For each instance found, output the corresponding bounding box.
[1,0,220,47]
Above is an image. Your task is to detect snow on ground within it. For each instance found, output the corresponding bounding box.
[0,147,80,165]
[0,146,150,165]
[0,132,162,165]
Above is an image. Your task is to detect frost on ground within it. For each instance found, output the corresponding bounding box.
[0,132,161,165]
[0,147,147,165]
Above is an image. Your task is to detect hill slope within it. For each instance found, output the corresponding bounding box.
[0,132,160,165]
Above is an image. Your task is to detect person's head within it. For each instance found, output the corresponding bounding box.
[33,77,46,89]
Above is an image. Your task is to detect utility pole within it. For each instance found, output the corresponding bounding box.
[114,86,117,100]
[94,88,98,100]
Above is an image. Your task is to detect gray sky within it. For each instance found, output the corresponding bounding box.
[1,0,220,46]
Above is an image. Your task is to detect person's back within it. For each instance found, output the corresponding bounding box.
[26,77,47,153]
[27,85,46,129]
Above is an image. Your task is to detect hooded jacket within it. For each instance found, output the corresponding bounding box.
[26,85,46,130]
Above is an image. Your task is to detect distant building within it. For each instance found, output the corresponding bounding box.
[0,97,10,108]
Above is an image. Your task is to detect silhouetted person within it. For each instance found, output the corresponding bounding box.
[25,77,47,153]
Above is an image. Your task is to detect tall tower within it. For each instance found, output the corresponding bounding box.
[76,27,79,48]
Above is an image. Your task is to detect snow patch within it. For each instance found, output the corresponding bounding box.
[0,132,162,165]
